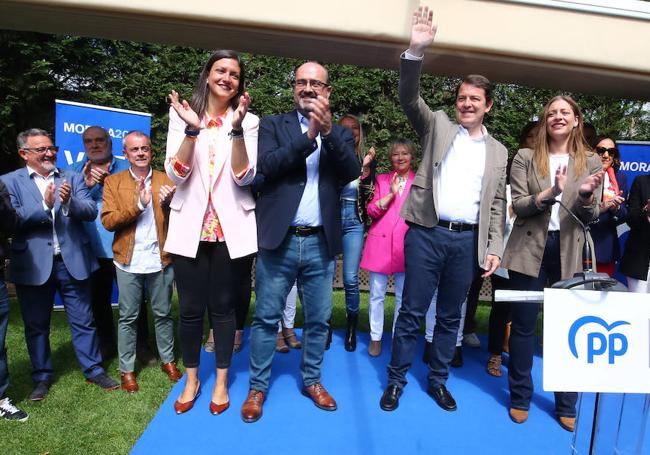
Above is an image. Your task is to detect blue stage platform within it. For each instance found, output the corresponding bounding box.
[132,331,614,454]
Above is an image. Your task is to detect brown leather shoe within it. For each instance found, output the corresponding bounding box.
[282,327,302,349]
[558,416,576,432]
[302,383,337,411]
[120,372,139,393]
[174,382,200,415]
[161,362,182,382]
[509,408,528,424]
[276,333,289,353]
[241,389,265,423]
[368,340,381,357]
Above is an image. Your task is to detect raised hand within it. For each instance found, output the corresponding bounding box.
[409,5,437,56]
[44,182,56,209]
[552,165,567,196]
[232,91,251,130]
[59,179,71,205]
[579,170,604,198]
[168,89,200,129]
[159,184,176,206]
[363,147,376,168]
[83,162,109,188]
[138,176,152,207]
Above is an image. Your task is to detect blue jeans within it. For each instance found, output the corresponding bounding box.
[508,231,577,417]
[341,200,364,314]
[0,278,10,398]
[388,224,478,388]
[249,231,335,393]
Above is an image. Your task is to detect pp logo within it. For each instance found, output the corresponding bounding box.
[568,316,630,364]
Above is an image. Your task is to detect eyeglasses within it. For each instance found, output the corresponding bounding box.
[126,146,151,153]
[22,146,59,154]
[595,146,618,156]
[292,79,330,90]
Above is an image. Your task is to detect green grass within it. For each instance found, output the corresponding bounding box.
[1,291,500,454]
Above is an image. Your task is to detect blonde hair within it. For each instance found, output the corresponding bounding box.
[338,114,365,161]
[533,95,589,180]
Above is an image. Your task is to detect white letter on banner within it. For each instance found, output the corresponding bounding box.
[63,122,75,133]
[63,149,73,166]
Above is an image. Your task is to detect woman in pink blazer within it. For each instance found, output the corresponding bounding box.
[165,50,258,416]
[360,139,415,357]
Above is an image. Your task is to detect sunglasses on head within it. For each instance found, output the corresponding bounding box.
[595,146,618,156]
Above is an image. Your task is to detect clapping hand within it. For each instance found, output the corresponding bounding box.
[59,179,71,205]
[232,92,251,130]
[409,5,437,57]
[83,161,109,188]
[579,170,604,199]
[390,173,401,195]
[138,176,151,207]
[159,184,176,206]
[306,95,333,140]
[551,165,567,197]
[44,182,56,209]
[168,89,200,129]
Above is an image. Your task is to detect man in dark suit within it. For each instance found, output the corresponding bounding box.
[1,128,119,401]
[380,7,507,413]
[620,173,650,292]
[241,61,359,423]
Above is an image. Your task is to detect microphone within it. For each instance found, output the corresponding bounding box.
[541,197,626,291]
[541,197,592,272]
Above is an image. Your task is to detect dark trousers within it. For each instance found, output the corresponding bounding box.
[508,231,577,417]
[388,224,478,388]
[90,259,149,352]
[463,273,483,335]
[16,257,105,382]
[236,254,255,330]
[487,274,510,355]
[174,242,249,369]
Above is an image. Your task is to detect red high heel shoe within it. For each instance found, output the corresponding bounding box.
[174,383,201,414]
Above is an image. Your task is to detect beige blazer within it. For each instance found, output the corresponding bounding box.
[163,106,259,259]
[398,57,508,269]
[501,148,602,280]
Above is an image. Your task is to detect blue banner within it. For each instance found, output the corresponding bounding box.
[614,142,650,285]
[54,100,151,167]
[53,100,151,309]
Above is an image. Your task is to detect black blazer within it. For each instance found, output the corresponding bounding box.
[256,111,360,257]
[591,171,628,263]
[620,174,650,280]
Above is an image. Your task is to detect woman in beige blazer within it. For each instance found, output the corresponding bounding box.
[165,50,258,416]
[501,95,603,432]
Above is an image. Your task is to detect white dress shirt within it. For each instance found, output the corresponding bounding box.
[436,126,487,224]
[114,168,162,274]
[27,166,67,255]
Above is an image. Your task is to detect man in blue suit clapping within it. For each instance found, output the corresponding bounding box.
[1,128,119,401]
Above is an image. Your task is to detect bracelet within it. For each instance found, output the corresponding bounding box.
[184,126,200,137]
[578,190,593,199]
[229,128,244,139]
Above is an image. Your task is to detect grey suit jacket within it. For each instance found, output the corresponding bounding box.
[501,148,602,280]
[398,57,508,269]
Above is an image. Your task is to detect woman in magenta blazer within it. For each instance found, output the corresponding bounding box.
[359,139,415,357]
[165,49,258,416]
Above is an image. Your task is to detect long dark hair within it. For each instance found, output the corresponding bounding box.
[190,50,246,119]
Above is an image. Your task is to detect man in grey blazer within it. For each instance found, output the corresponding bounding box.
[1,128,119,401]
[380,6,508,412]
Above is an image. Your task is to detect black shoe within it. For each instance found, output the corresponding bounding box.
[427,384,457,411]
[86,373,119,390]
[380,385,402,412]
[344,311,358,352]
[422,341,433,363]
[29,380,51,401]
[451,346,464,368]
[325,321,333,351]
